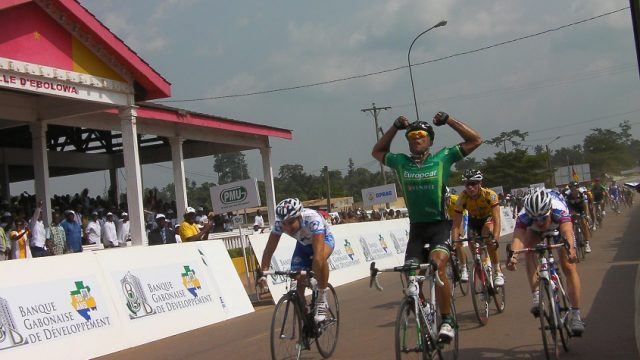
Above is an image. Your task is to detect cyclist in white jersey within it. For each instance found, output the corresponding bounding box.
[506,189,585,335]
[257,198,335,323]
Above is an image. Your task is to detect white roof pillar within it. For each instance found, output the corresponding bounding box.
[169,137,188,217]
[260,144,276,225]
[30,122,51,226]
[119,105,147,246]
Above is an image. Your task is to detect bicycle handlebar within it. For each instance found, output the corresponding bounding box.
[262,269,314,279]
[369,261,444,292]
[506,230,568,260]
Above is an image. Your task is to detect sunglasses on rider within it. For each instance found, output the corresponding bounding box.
[406,130,428,140]
[465,182,480,187]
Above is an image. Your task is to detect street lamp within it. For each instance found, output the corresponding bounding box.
[545,136,562,187]
[408,20,447,121]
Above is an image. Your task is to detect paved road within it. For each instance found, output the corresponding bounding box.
[97,203,640,360]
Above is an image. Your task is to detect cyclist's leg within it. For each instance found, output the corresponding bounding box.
[557,247,581,310]
[311,234,335,289]
[429,221,453,315]
[522,229,542,293]
[291,244,313,301]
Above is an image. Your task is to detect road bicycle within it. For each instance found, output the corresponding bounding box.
[465,234,505,326]
[447,240,468,297]
[264,269,340,360]
[370,255,458,360]
[570,213,587,262]
[507,230,576,360]
[592,202,604,230]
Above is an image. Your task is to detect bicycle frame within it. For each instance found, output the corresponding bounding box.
[370,261,446,357]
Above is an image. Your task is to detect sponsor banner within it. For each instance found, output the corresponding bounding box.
[0,253,120,359]
[0,58,130,105]
[510,187,529,197]
[210,178,261,213]
[362,183,398,208]
[491,186,504,196]
[500,206,516,235]
[554,163,591,186]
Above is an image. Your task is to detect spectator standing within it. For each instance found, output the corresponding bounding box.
[85,212,101,245]
[46,212,67,255]
[102,212,118,247]
[174,224,182,243]
[10,218,32,259]
[253,209,265,232]
[148,214,177,246]
[61,210,83,253]
[28,200,48,257]
[118,212,131,246]
[1,211,13,232]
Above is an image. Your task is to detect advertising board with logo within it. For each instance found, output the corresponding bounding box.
[0,276,112,352]
[210,178,261,213]
[362,183,398,208]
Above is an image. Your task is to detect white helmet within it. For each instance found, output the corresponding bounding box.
[275,198,303,221]
[184,206,196,215]
[523,189,552,217]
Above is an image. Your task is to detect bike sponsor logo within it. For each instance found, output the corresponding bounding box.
[120,265,213,320]
[0,279,112,350]
[219,186,248,204]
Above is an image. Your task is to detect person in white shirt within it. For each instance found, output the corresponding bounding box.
[102,212,118,247]
[86,212,101,245]
[253,209,265,233]
[28,200,47,257]
[117,212,130,246]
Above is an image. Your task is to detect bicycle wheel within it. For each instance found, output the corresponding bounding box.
[491,282,506,313]
[469,265,489,325]
[439,296,459,360]
[395,298,428,360]
[573,225,584,262]
[271,295,304,360]
[539,281,560,360]
[316,284,340,358]
[556,277,571,352]
[447,257,467,297]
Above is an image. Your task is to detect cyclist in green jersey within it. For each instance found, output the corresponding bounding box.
[372,111,482,341]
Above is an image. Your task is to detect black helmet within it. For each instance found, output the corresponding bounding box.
[405,121,434,141]
[462,169,483,182]
[568,181,579,188]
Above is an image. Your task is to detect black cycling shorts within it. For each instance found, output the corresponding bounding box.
[405,220,451,264]
[467,217,493,235]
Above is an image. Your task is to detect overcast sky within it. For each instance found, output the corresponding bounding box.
[12,0,640,198]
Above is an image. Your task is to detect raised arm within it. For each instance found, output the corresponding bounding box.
[372,116,410,163]
[436,113,482,156]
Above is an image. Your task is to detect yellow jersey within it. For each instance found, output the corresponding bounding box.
[454,187,500,219]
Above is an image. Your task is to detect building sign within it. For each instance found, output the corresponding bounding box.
[114,264,215,321]
[210,178,261,213]
[362,183,398,208]
[0,277,112,350]
[0,57,131,105]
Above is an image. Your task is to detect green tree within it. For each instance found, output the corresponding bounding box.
[481,149,549,189]
[454,156,481,172]
[583,122,636,176]
[213,152,249,185]
[486,130,529,152]
[275,164,310,200]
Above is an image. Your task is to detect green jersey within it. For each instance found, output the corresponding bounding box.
[385,145,464,223]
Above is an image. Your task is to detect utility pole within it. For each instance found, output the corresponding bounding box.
[324,166,331,213]
[361,103,392,185]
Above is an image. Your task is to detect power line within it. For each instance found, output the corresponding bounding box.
[156,7,629,104]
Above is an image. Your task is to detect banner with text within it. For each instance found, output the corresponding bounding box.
[210,178,261,213]
[362,183,398,208]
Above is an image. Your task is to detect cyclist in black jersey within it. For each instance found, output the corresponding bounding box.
[564,181,592,253]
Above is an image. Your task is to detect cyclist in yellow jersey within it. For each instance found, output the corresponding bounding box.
[451,169,504,286]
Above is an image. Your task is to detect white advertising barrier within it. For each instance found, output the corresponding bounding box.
[250,219,410,301]
[251,210,516,301]
[0,252,122,359]
[0,242,253,359]
[93,241,253,350]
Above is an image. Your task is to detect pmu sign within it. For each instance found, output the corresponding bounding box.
[362,183,398,208]
[210,179,261,213]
